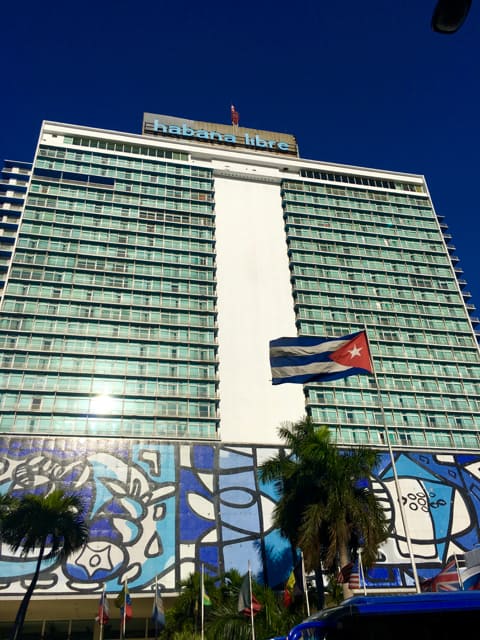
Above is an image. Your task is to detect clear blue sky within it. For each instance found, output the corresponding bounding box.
[2,0,479,307]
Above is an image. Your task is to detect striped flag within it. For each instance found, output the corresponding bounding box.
[115,581,133,629]
[96,589,109,625]
[337,561,360,590]
[422,559,461,592]
[151,585,165,630]
[460,549,480,590]
[269,331,373,385]
[238,574,262,617]
[349,567,361,590]
[115,582,132,619]
[283,570,295,607]
[283,559,305,607]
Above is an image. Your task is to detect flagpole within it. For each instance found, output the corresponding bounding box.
[300,551,310,616]
[248,562,256,640]
[154,575,159,640]
[201,564,205,640]
[118,583,122,640]
[122,581,127,640]
[99,586,105,640]
[454,554,464,590]
[358,549,367,596]
[364,329,421,593]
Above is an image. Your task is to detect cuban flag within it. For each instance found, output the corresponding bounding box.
[270,330,373,385]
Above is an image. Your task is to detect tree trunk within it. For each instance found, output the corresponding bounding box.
[314,565,325,611]
[10,541,46,640]
[338,542,354,601]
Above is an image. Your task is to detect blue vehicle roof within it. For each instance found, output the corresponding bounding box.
[336,590,480,614]
[286,591,480,640]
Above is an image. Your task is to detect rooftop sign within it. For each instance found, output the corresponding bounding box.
[142,113,298,156]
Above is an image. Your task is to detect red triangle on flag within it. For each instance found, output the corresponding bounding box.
[329,332,372,373]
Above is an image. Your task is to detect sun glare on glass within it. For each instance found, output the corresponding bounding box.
[89,395,116,415]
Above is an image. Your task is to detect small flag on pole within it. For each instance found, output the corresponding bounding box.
[337,562,354,584]
[115,580,132,638]
[421,558,461,592]
[283,570,295,607]
[96,588,109,625]
[269,330,373,385]
[238,574,262,617]
[231,105,240,126]
[462,549,480,589]
[151,584,165,630]
[203,589,212,607]
[349,565,361,591]
[201,563,211,640]
[337,561,360,590]
[115,581,133,619]
[283,559,305,607]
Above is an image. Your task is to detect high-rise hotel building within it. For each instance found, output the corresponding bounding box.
[1,113,480,450]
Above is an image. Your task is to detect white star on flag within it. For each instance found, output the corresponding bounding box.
[347,345,362,359]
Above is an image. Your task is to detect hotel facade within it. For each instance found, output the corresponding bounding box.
[1,114,480,635]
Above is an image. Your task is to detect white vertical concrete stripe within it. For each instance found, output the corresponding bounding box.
[215,176,304,443]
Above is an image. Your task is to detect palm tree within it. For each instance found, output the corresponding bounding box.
[164,569,302,640]
[165,571,207,637]
[0,494,19,525]
[0,489,89,640]
[259,416,389,605]
[207,582,298,640]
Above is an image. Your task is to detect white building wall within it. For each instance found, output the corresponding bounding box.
[214,175,305,443]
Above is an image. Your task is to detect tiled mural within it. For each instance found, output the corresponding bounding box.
[0,436,479,595]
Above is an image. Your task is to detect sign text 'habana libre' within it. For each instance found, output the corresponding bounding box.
[152,120,291,152]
